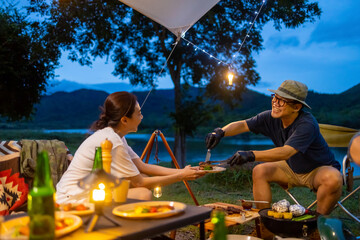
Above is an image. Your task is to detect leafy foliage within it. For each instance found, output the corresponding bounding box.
[0,7,60,121]
[24,0,322,127]
[3,0,322,163]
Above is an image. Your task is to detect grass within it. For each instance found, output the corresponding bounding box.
[157,162,360,237]
[1,129,359,237]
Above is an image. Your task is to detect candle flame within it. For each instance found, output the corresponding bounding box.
[92,182,106,201]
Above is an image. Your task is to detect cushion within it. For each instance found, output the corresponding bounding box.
[0,169,29,215]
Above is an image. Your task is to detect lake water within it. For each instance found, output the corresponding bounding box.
[44,129,359,175]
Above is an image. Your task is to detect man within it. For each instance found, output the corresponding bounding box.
[206,80,342,215]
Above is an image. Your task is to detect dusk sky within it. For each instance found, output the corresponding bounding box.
[54,0,360,95]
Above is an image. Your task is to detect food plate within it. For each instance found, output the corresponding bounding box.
[0,213,82,239]
[56,202,94,216]
[55,214,83,238]
[203,166,226,173]
[112,201,186,219]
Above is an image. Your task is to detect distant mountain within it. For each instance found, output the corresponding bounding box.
[3,83,360,131]
[47,80,146,94]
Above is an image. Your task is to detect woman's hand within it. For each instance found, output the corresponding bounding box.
[181,165,206,180]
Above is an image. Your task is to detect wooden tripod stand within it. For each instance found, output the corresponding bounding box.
[140,129,199,206]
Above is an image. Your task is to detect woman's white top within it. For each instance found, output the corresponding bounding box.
[56,127,140,203]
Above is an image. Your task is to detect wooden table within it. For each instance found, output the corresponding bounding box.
[59,199,212,240]
[202,202,261,237]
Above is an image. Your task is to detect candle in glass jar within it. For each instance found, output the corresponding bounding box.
[92,183,106,201]
[153,186,162,198]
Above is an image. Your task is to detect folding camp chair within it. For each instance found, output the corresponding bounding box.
[337,155,360,223]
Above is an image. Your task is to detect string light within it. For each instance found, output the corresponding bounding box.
[230,0,266,66]
[182,37,228,66]
[181,0,266,86]
[226,0,266,85]
[228,72,234,85]
[141,0,266,107]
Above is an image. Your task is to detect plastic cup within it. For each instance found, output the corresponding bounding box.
[113,180,130,203]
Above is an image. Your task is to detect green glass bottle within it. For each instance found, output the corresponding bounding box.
[28,151,55,240]
[212,210,227,240]
[92,147,103,171]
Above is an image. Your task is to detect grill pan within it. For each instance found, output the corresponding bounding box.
[259,208,320,238]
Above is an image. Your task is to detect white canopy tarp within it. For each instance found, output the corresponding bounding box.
[119,0,221,37]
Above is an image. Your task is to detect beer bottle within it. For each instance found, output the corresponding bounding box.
[212,210,227,240]
[91,147,112,204]
[92,147,103,171]
[28,151,55,240]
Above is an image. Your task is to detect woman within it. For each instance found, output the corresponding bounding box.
[56,91,206,203]
[348,132,360,166]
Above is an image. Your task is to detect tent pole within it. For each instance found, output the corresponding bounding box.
[159,131,199,206]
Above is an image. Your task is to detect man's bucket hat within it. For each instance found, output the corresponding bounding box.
[268,80,311,109]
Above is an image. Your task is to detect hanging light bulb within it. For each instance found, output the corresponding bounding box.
[228,72,234,85]
[153,186,162,198]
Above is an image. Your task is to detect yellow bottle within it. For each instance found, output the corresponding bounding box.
[101,138,113,204]
[101,138,113,173]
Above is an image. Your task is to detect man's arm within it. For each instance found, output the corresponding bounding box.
[222,120,250,136]
[206,120,250,149]
[253,145,298,162]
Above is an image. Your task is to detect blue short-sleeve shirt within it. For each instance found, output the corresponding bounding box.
[246,110,340,173]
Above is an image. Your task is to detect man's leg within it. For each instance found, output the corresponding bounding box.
[252,162,291,240]
[252,161,290,209]
[313,166,342,215]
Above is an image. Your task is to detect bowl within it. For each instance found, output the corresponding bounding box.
[241,200,253,210]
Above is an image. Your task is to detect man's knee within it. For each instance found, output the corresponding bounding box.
[327,172,343,190]
[252,163,269,181]
[317,168,342,191]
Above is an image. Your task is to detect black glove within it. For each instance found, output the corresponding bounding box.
[227,151,255,166]
[205,128,225,149]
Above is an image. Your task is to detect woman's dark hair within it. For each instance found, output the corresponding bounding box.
[90,91,137,131]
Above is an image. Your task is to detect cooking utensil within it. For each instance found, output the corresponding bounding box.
[206,159,227,164]
[239,200,269,209]
[203,159,228,168]
[239,200,269,204]
[259,208,319,238]
[205,149,211,162]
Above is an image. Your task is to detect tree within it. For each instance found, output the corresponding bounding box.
[27,0,321,166]
[0,7,60,121]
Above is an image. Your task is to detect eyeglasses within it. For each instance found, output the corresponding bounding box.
[271,94,296,107]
